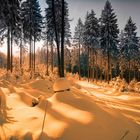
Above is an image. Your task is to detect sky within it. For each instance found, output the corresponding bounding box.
[40,0,140,36]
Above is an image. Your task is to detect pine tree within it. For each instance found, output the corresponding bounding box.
[120,17,139,82]
[83,10,100,81]
[0,0,21,72]
[118,30,126,79]
[21,0,43,72]
[45,0,71,77]
[74,18,84,79]
[100,0,119,83]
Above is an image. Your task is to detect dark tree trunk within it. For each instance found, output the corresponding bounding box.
[7,26,11,71]
[129,59,131,83]
[10,29,13,73]
[88,46,90,82]
[20,26,23,69]
[33,37,36,72]
[20,46,22,68]
[95,52,98,82]
[31,41,34,72]
[61,0,65,77]
[52,0,61,77]
[51,42,54,72]
[46,41,49,75]
[78,39,81,80]
[29,34,32,70]
[107,44,110,84]
[29,0,32,71]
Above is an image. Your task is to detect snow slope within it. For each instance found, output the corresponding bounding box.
[0,78,140,140]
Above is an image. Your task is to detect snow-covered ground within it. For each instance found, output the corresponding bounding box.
[0,76,140,140]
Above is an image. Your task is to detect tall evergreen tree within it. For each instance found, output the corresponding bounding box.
[100,0,119,83]
[83,10,100,81]
[118,30,126,79]
[45,0,71,77]
[120,17,139,82]
[21,0,43,72]
[0,0,21,72]
[74,18,84,79]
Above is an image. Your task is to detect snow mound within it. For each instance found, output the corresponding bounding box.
[23,79,53,93]
[53,78,71,92]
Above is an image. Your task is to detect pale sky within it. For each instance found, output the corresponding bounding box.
[40,0,140,36]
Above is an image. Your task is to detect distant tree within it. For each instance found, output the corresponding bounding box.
[71,47,79,73]
[83,10,100,81]
[119,17,139,82]
[74,18,84,79]
[0,52,6,68]
[118,30,126,79]
[100,0,119,83]
[21,0,43,72]
[64,47,71,72]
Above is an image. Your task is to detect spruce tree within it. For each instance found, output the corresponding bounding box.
[74,18,84,79]
[45,0,71,77]
[120,17,139,82]
[83,10,100,81]
[100,0,119,83]
[21,0,43,71]
[0,0,21,72]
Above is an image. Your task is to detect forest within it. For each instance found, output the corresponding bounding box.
[0,0,140,140]
[0,0,139,83]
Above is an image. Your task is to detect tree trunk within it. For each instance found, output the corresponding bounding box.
[60,0,65,77]
[10,29,13,73]
[29,34,32,70]
[7,26,11,71]
[107,50,110,84]
[88,46,90,82]
[51,42,54,72]
[46,41,49,75]
[20,46,22,68]
[33,37,36,72]
[100,58,102,82]
[31,41,34,70]
[129,60,131,83]
[29,0,32,71]
[78,39,81,80]
[133,60,136,79]
[95,52,98,82]
[52,0,61,77]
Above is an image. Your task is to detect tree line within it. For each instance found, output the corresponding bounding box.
[72,0,140,83]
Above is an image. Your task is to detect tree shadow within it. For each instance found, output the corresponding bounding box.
[41,90,140,140]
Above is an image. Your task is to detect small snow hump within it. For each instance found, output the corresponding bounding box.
[53,78,71,92]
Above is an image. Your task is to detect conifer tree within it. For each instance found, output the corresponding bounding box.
[45,0,71,77]
[0,0,21,72]
[83,10,100,81]
[100,0,119,83]
[74,18,84,79]
[120,17,139,82]
[21,0,43,72]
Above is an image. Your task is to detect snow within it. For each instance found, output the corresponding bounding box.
[0,73,140,139]
[53,78,71,92]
